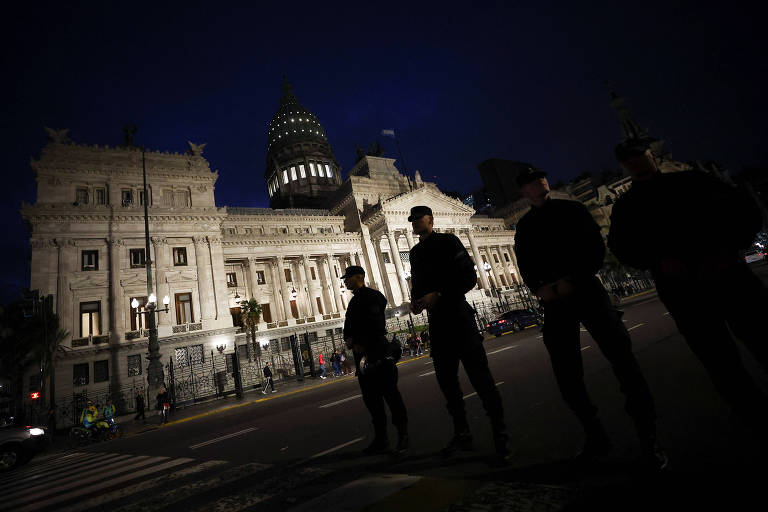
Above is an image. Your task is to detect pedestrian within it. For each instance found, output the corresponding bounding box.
[135,390,146,423]
[331,350,341,376]
[415,334,423,355]
[514,167,666,470]
[609,138,768,426]
[156,387,170,424]
[318,353,327,379]
[342,265,409,455]
[408,205,510,460]
[262,362,276,393]
[421,330,430,354]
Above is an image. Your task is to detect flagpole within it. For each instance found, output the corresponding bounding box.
[383,129,412,191]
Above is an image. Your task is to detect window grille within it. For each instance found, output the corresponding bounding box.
[127,354,142,376]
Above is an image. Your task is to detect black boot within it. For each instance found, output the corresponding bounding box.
[574,420,612,463]
[395,431,409,455]
[441,430,474,457]
[493,430,511,461]
[362,437,389,455]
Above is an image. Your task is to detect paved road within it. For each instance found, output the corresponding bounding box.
[3,267,768,510]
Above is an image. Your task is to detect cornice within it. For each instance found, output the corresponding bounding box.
[221,233,361,247]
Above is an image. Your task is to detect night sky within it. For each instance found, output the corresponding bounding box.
[1,1,765,303]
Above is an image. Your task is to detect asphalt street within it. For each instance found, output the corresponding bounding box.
[3,264,768,511]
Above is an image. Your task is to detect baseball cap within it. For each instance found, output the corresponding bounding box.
[407,205,433,222]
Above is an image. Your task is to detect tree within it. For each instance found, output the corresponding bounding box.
[239,298,262,360]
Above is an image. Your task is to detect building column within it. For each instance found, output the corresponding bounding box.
[496,246,513,287]
[318,254,336,314]
[270,258,286,320]
[296,257,312,317]
[404,230,415,250]
[360,229,381,291]
[193,236,215,322]
[150,237,170,327]
[466,230,490,290]
[276,256,292,319]
[372,235,395,303]
[387,231,409,304]
[327,254,344,312]
[56,238,76,342]
[108,238,125,342]
[303,255,320,316]
[246,257,258,300]
[485,246,503,290]
[507,244,521,284]
[207,236,230,324]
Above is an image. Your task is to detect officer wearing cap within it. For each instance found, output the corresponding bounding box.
[342,265,409,455]
[408,205,510,460]
[514,166,666,469]
[609,138,768,426]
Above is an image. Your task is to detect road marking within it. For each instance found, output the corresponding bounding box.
[419,370,436,377]
[580,345,592,351]
[5,455,167,506]
[56,459,227,512]
[463,381,504,399]
[18,457,195,512]
[627,323,646,331]
[663,312,670,316]
[425,360,434,365]
[537,334,543,338]
[487,345,519,355]
[309,437,365,460]
[580,328,587,332]
[189,427,259,449]
[319,394,362,408]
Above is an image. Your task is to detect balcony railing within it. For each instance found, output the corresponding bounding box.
[125,329,149,340]
[172,322,203,334]
[71,334,110,347]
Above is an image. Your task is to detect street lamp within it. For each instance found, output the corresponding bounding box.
[290,287,298,300]
[234,292,241,305]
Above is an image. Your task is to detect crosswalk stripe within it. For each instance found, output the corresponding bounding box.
[4,455,166,507]
[0,451,90,484]
[56,459,229,512]
[18,457,195,512]
[116,462,272,512]
[19,450,84,470]
[0,453,135,493]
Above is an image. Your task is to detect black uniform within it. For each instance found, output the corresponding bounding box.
[343,285,407,441]
[608,171,768,419]
[263,364,274,392]
[515,198,657,441]
[410,231,507,439]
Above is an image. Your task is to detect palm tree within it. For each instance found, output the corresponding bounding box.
[239,298,262,360]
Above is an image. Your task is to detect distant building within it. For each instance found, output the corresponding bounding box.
[476,159,540,210]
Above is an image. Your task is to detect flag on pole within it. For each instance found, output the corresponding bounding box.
[381,129,395,137]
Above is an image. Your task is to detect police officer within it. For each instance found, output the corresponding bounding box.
[342,265,409,455]
[609,138,768,425]
[514,167,666,469]
[408,205,510,459]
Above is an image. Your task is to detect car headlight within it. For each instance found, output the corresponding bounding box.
[28,428,45,436]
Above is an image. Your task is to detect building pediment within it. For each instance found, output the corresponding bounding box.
[362,186,475,226]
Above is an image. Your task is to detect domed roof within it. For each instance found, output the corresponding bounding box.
[267,76,329,153]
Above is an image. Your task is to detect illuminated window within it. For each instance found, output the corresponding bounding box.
[81,250,98,271]
[318,165,325,177]
[299,164,306,178]
[326,165,333,178]
[291,167,297,181]
[283,170,289,184]
[310,163,316,176]
[80,301,101,337]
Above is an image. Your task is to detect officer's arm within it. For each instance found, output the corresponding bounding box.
[514,227,546,290]
[607,199,651,270]
[436,235,477,299]
[568,202,606,281]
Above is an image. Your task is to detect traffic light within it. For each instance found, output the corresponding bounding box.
[29,391,41,400]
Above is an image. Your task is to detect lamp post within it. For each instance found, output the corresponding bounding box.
[139,148,167,401]
[402,269,415,336]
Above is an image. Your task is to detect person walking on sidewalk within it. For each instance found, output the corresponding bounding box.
[343,265,409,455]
[514,167,666,470]
[134,390,146,423]
[318,353,327,379]
[609,138,768,426]
[332,350,342,377]
[156,387,170,424]
[262,362,276,393]
[408,205,511,461]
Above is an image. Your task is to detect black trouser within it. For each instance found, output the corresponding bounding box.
[264,377,274,391]
[134,406,145,420]
[657,263,768,419]
[432,341,507,435]
[542,277,656,439]
[358,363,407,440]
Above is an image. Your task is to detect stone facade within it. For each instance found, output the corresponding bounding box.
[22,131,519,418]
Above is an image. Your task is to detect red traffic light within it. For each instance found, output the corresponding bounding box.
[29,391,40,400]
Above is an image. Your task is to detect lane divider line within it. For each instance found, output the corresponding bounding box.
[419,371,436,377]
[189,427,259,450]
[308,437,365,460]
[580,345,592,351]
[627,323,646,331]
[319,394,362,409]
[463,381,505,400]
[487,345,519,355]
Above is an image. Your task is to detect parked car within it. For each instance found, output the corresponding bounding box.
[744,249,766,264]
[486,308,542,336]
[0,424,50,471]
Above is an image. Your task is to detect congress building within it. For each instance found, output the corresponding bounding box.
[21,78,521,425]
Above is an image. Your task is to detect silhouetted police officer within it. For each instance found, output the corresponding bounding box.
[408,205,510,460]
[514,167,666,469]
[609,138,768,425]
[343,265,409,455]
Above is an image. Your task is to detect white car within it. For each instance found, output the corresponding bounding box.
[0,424,49,471]
[744,250,765,264]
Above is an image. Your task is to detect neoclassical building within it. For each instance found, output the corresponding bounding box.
[21,81,521,415]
